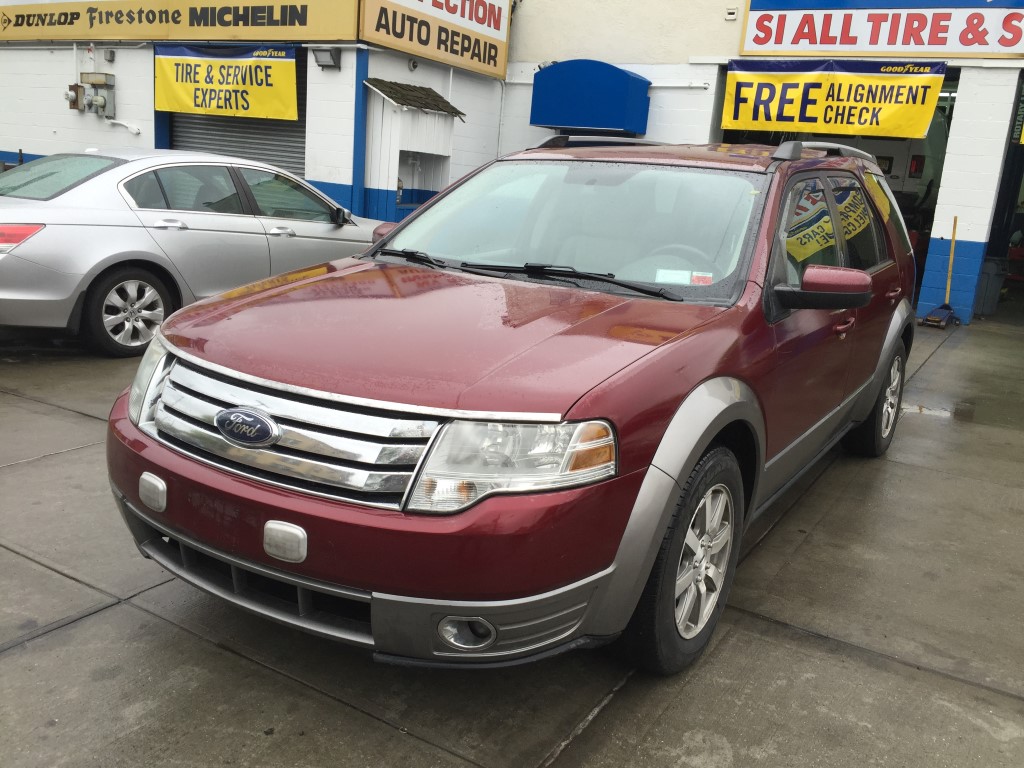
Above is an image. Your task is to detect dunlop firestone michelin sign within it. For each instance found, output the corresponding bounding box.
[723,60,946,138]
[742,0,1024,58]
[360,0,510,79]
[0,0,357,41]
[155,44,297,119]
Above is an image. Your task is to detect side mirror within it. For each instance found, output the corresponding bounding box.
[330,206,353,226]
[372,221,398,244]
[775,265,873,310]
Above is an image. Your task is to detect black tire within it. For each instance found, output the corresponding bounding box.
[842,340,907,457]
[622,447,744,675]
[83,267,173,357]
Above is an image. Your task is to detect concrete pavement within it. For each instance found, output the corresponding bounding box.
[1,306,1023,767]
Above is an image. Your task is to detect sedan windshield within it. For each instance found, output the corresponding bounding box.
[388,160,766,302]
[0,153,122,201]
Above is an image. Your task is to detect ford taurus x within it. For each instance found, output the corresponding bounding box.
[107,142,914,673]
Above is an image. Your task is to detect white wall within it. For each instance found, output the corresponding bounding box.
[509,0,742,63]
[365,92,402,193]
[0,45,155,157]
[932,66,1021,243]
[304,49,358,190]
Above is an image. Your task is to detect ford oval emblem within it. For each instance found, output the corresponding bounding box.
[214,408,280,449]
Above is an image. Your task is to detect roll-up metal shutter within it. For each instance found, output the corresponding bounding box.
[170,51,307,176]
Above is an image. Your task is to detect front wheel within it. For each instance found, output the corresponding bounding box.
[842,340,906,457]
[623,447,744,675]
[83,267,173,357]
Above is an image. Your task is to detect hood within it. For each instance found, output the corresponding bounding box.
[161,259,726,415]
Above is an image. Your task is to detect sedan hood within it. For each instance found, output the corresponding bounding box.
[161,259,725,415]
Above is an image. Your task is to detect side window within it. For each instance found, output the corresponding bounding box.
[239,168,333,222]
[154,166,243,214]
[829,176,885,270]
[866,172,911,257]
[123,172,168,209]
[778,178,839,286]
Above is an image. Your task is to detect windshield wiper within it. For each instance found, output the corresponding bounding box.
[459,262,684,301]
[375,248,449,269]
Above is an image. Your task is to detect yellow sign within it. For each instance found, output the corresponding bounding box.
[360,0,510,79]
[723,60,945,139]
[155,45,297,120]
[0,0,357,41]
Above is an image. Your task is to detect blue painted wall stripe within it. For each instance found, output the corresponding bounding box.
[916,238,987,325]
[351,47,369,218]
[0,149,43,166]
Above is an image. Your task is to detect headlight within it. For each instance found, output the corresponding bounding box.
[407,420,616,513]
[128,336,170,425]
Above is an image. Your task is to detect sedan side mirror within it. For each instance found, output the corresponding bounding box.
[775,265,873,310]
[331,206,353,226]
[372,221,398,244]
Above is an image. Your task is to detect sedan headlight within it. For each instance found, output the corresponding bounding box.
[407,420,617,513]
[128,336,170,425]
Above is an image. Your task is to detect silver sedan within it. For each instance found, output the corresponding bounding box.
[0,149,378,356]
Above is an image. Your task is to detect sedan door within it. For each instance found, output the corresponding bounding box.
[235,166,370,275]
[125,164,270,298]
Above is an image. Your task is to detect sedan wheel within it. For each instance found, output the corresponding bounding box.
[84,268,174,357]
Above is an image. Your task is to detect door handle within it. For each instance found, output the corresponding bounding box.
[833,317,856,338]
[153,219,188,230]
[885,286,902,304]
[269,227,296,237]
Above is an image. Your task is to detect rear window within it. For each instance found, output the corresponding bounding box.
[0,154,122,201]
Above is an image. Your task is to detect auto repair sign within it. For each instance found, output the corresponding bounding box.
[722,60,945,137]
[742,0,1024,57]
[154,45,297,120]
[360,0,510,79]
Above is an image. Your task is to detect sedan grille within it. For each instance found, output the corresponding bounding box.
[144,359,440,509]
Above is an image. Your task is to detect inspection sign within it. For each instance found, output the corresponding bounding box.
[154,45,297,120]
[360,0,510,79]
[722,59,945,138]
[742,0,1024,58]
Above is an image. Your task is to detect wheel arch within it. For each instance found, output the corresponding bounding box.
[70,257,186,334]
[582,377,765,637]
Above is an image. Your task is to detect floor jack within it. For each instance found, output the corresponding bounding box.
[919,215,960,329]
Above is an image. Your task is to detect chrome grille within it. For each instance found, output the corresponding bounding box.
[145,359,440,508]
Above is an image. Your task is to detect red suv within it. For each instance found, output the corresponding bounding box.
[108,142,914,673]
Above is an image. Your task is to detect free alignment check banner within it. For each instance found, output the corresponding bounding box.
[154,45,297,120]
[722,59,946,138]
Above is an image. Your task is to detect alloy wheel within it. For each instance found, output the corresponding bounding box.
[880,356,903,439]
[675,483,734,639]
[101,279,165,348]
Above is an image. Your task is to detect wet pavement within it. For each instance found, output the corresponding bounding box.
[2,299,1023,767]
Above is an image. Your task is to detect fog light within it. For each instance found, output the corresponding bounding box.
[263,521,307,563]
[138,472,166,513]
[437,616,497,651]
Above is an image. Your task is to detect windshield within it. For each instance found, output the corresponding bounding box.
[388,160,766,302]
[0,154,122,201]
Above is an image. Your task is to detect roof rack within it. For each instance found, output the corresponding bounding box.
[773,141,877,164]
[535,135,666,149]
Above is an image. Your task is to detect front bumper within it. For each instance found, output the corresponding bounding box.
[108,392,643,664]
[113,489,618,664]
